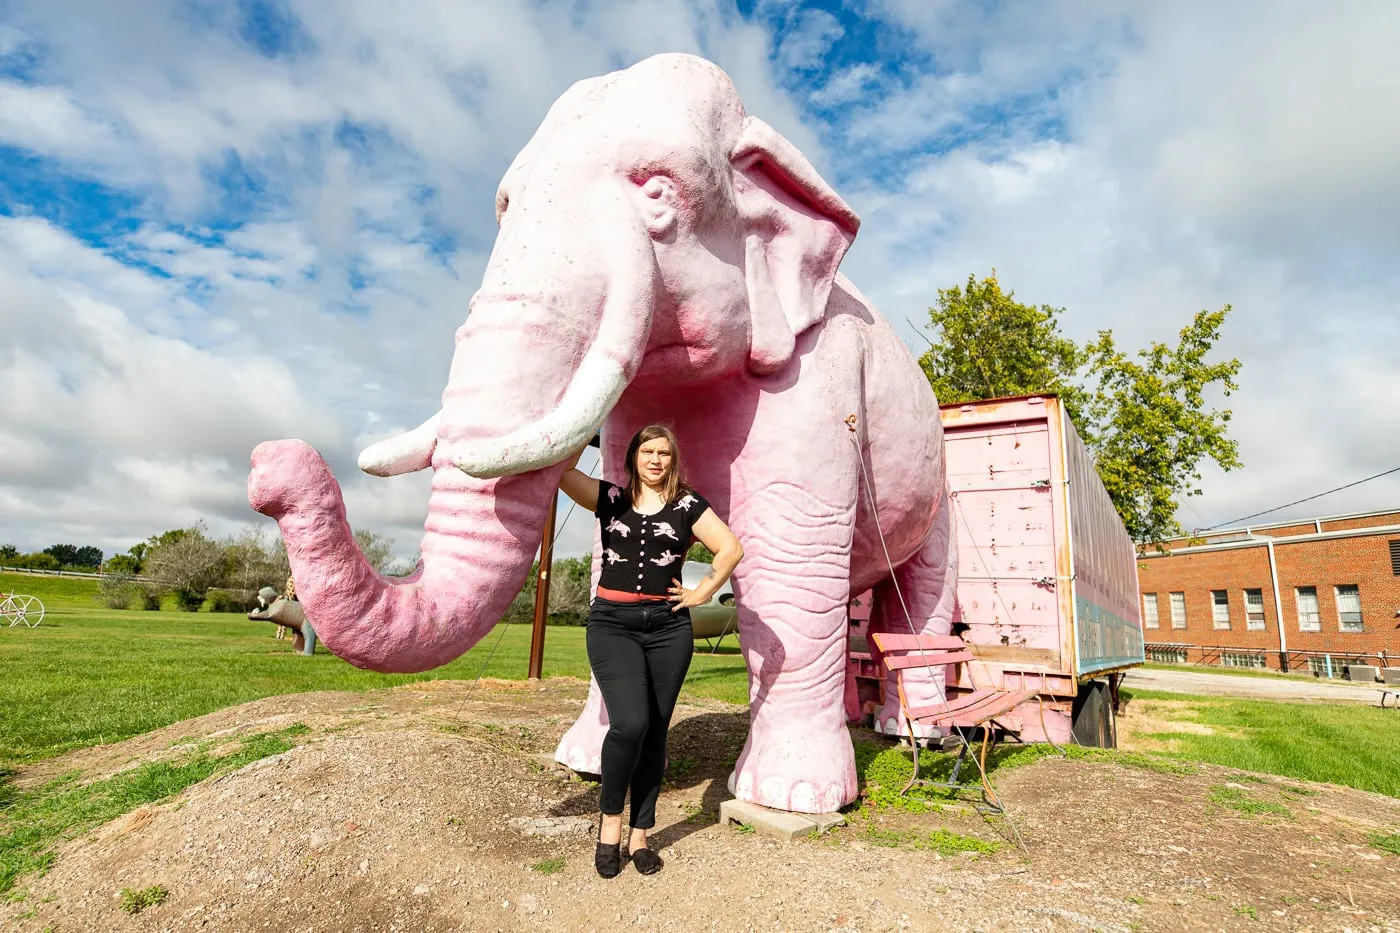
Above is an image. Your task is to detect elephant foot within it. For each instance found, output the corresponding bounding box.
[728,725,857,815]
[873,660,948,741]
[248,439,339,520]
[871,701,941,741]
[554,692,608,774]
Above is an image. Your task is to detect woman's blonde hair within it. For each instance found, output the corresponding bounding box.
[624,424,690,505]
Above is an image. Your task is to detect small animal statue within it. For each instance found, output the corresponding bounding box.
[247,586,318,656]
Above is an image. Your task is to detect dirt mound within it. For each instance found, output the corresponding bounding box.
[3,680,1398,932]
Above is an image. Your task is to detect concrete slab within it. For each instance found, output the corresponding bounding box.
[719,798,845,841]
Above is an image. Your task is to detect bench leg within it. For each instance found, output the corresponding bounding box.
[901,715,923,796]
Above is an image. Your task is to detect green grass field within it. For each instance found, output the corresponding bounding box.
[0,572,749,766]
[3,572,1399,800]
[1123,688,1400,798]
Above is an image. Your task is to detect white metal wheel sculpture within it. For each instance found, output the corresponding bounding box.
[1,592,44,627]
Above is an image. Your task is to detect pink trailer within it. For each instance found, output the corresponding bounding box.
[848,395,1144,746]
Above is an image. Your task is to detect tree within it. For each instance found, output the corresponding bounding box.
[919,273,1089,422]
[103,554,143,576]
[221,524,283,605]
[142,521,226,610]
[685,542,715,563]
[43,544,80,566]
[353,529,396,574]
[0,544,18,562]
[919,273,1242,544]
[1080,310,1241,543]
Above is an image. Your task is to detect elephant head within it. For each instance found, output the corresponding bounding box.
[249,53,860,673]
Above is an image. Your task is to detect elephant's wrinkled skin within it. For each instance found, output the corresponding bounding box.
[248,587,317,656]
[248,53,955,814]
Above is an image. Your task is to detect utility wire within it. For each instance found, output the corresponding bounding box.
[1200,466,1400,531]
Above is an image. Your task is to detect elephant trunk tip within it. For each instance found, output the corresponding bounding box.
[248,439,338,520]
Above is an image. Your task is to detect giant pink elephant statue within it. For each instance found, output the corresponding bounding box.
[248,53,956,816]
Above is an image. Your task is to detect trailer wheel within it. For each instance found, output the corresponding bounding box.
[1071,679,1117,748]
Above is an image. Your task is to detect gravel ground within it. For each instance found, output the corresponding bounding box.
[3,678,1397,932]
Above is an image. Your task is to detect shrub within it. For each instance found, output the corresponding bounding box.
[206,588,254,613]
[173,589,206,612]
[96,572,141,610]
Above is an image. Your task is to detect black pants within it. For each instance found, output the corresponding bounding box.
[586,598,693,830]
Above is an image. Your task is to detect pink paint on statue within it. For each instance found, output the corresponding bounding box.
[248,54,954,815]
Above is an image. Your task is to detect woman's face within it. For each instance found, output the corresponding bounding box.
[635,437,673,486]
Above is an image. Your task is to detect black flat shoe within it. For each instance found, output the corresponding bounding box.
[630,846,662,875]
[595,840,623,878]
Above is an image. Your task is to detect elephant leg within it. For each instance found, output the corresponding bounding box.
[727,486,858,814]
[554,675,608,775]
[301,622,317,656]
[868,499,959,739]
[292,631,306,653]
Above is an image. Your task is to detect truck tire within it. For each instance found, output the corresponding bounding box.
[1071,679,1117,748]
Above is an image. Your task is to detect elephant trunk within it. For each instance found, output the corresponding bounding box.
[249,220,657,673]
[250,439,562,672]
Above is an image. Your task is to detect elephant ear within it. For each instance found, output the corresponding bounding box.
[730,116,861,375]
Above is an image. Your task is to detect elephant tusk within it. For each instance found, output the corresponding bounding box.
[453,353,627,479]
[358,412,441,476]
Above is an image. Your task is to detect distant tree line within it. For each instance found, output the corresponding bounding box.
[0,543,105,571]
[5,527,718,621]
[2,523,402,613]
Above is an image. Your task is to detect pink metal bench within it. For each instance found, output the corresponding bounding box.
[870,632,1037,810]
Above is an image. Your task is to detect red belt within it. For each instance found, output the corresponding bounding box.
[596,586,670,604]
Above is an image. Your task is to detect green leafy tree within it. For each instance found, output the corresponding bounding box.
[685,542,715,563]
[103,554,143,576]
[920,273,1241,544]
[1080,310,1241,543]
[918,273,1089,422]
[43,544,81,566]
[0,544,18,562]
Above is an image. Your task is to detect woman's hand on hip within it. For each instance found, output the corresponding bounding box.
[667,578,705,609]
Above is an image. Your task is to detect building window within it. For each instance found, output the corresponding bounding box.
[1211,590,1231,630]
[1391,539,1400,575]
[1335,584,1363,633]
[1142,593,1160,629]
[1148,647,1188,664]
[1169,592,1187,629]
[1295,587,1321,632]
[1243,589,1266,631]
[1221,652,1266,669]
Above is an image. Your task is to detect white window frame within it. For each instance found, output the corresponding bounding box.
[1295,586,1321,632]
[1211,590,1231,630]
[1334,584,1363,633]
[1243,589,1266,631]
[1169,592,1187,629]
[1142,593,1160,629]
[1221,652,1266,669]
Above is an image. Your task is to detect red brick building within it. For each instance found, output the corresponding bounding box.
[1137,508,1400,675]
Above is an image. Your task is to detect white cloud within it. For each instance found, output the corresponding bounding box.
[0,81,118,158]
[837,0,1400,529]
[2,0,1398,569]
[0,0,791,561]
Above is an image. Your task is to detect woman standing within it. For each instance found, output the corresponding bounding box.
[558,424,743,878]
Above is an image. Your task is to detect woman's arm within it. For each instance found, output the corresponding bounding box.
[669,507,744,609]
[557,448,600,512]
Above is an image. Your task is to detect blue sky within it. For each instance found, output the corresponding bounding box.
[2,0,1399,562]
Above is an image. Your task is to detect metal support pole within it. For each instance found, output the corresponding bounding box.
[528,496,557,680]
